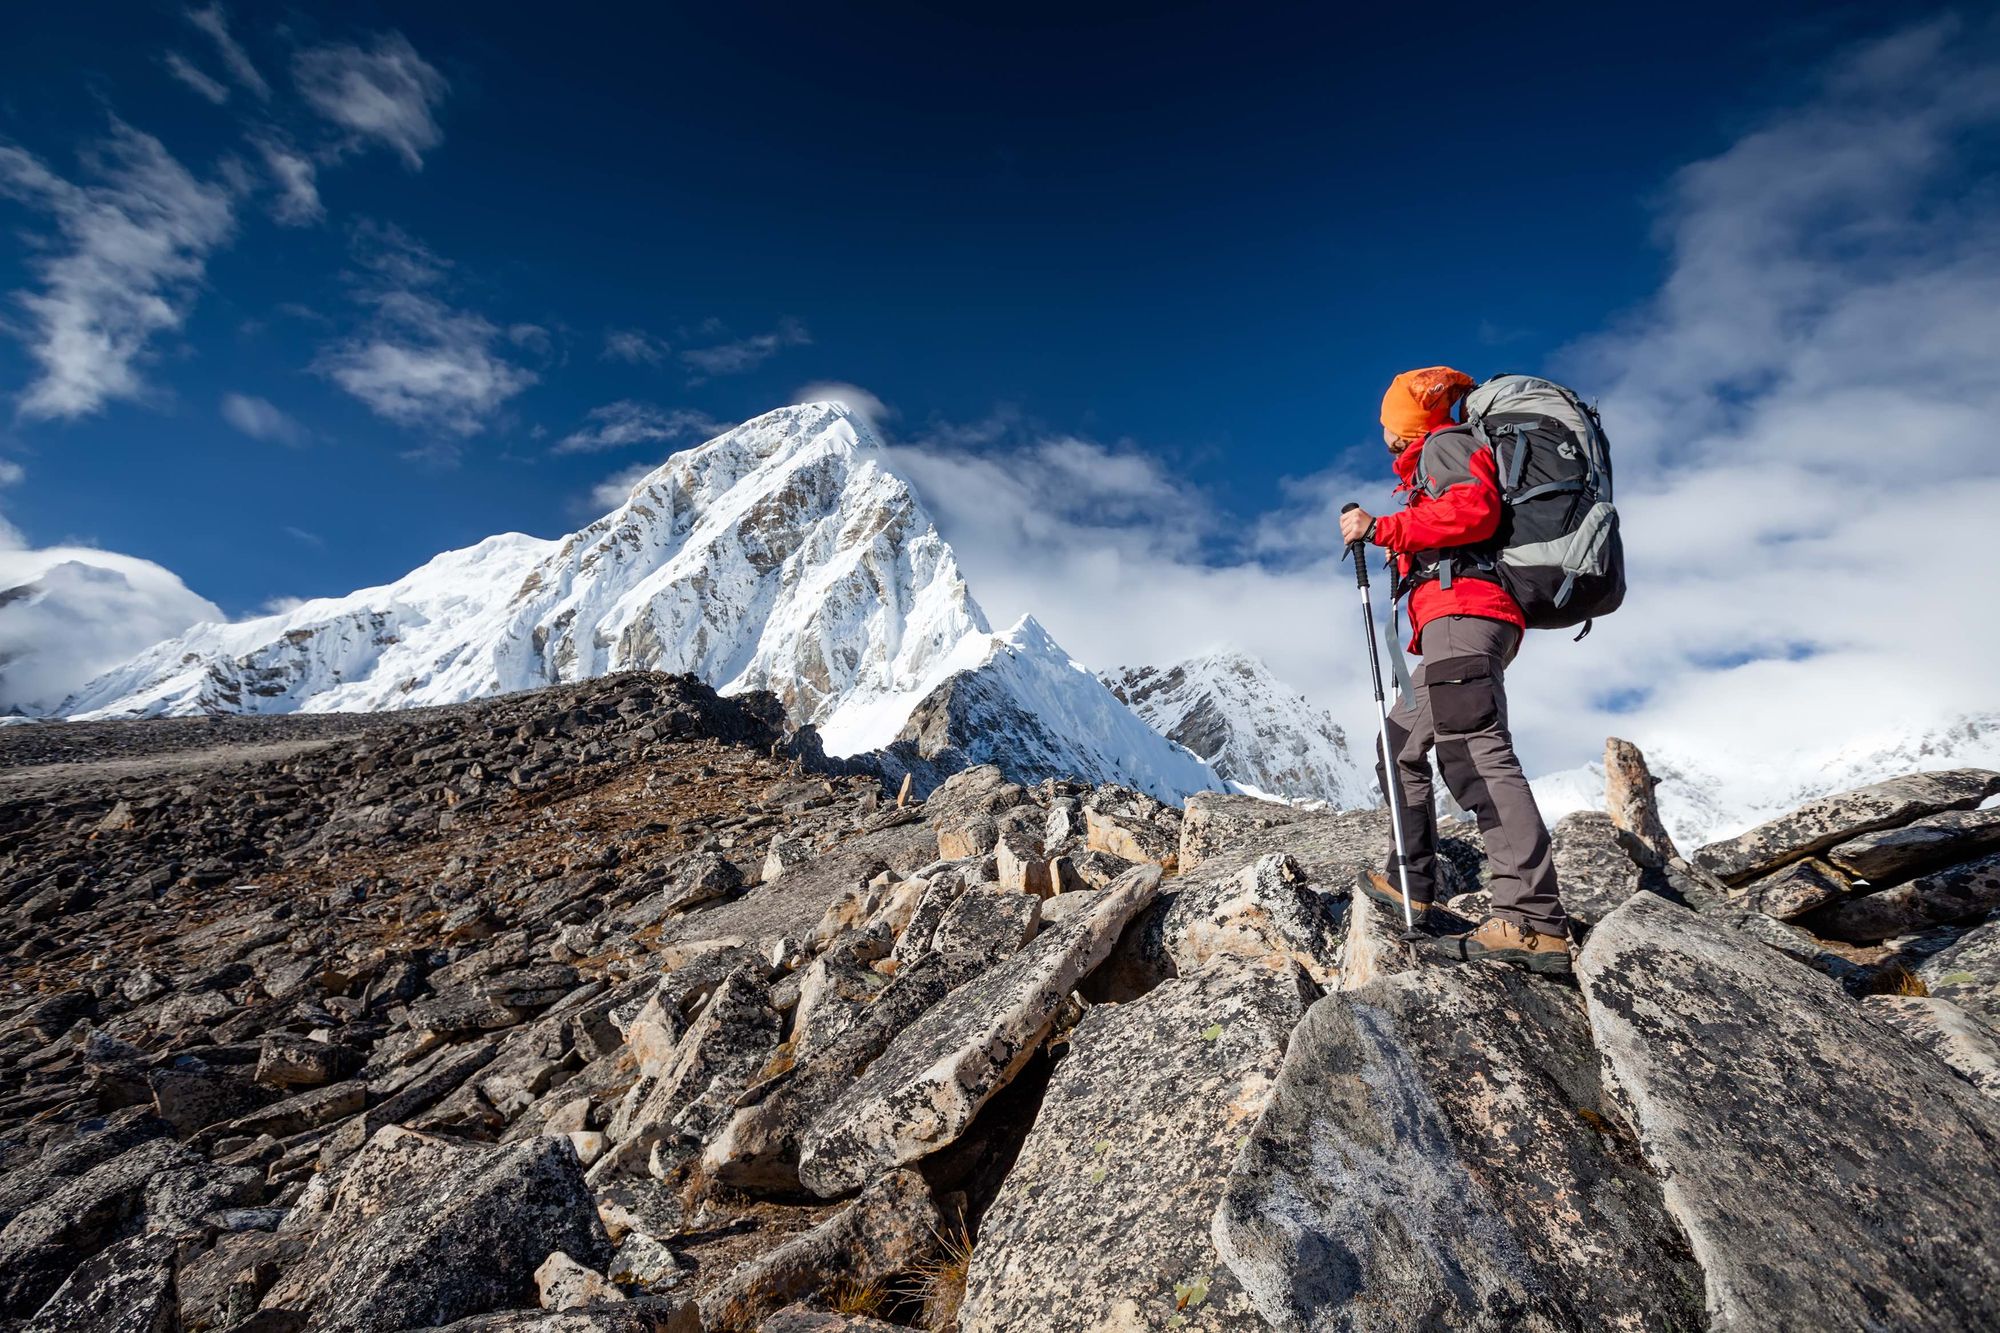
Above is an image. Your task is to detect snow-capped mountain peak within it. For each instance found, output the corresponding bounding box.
[1104,648,1374,806]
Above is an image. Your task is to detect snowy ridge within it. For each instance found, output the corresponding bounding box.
[64,402,1224,801]
[1104,650,1374,807]
[1531,712,2000,848]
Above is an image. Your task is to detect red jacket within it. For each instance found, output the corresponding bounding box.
[1368,427,1525,649]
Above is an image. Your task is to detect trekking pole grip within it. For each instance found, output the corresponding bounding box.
[1341,503,1370,590]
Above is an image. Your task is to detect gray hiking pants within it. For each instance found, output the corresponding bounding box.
[1374,614,1568,938]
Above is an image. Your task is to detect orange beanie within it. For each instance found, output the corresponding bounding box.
[1380,366,1475,441]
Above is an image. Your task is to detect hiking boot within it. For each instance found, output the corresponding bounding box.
[1429,916,1573,975]
[1359,870,1431,929]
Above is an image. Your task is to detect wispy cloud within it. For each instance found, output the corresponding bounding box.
[680,316,810,381]
[0,460,23,487]
[795,381,892,431]
[164,52,230,105]
[254,135,322,225]
[554,401,725,454]
[221,392,309,446]
[0,120,237,421]
[280,527,322,549]
[293,32,448,170]
[582,461,658,514]
[602,327,671,366]
[317,292,536,442]
[185,4,270,101]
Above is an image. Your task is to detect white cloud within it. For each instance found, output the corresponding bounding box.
[221,392,308,446]
[280,528,321,548]
[293,32,448,170]
[603,328,670,366]
[681,317,810,380]
[0,544,223,714]
[0,460,22,487]
[553,401,726,454]
[260,593,306,613]
[164,52,230,105]
[582,461,658,514]
[796,381,892,432]
[0,121,237,421]
[185,4,270,101]
[878,19,2000,821]
[316,291,536,439]
[255,136,322,225]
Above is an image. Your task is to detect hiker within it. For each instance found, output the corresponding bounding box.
[1337,366,1572,972]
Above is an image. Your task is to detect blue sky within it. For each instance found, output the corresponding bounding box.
[4,3,1999,798]
[0,0,1899,613]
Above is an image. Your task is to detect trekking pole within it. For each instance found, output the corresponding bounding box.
[1342,503,1418,936]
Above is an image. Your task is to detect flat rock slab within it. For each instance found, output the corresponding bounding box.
[1865,995,2000,1101]
[262,1125,608,1331]
[798,865,1163,1196]
[959,961,1312,1332]
[1730,856,1853,920]
[1214,966,1700,1333]
[1800,851,2000,943]
[1692,768,2000,885]
[1921,916,2000,1028]
[1577,891,2000,1331]
[1828,806,2000,884]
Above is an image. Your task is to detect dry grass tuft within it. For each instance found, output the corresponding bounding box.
[1870,965,1929,997]
[832,1278,889,1317]
[904,1219,976,1331]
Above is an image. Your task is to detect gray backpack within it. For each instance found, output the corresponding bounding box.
[1462,373,1625,635]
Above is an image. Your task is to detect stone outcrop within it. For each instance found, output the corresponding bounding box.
[1826,806,2000,883]
[1547,810,1643,929]
[960,961,1312,1332]
[1799,851,2000,942]
[1577,891,2000,1330]
[797,865,1164,1195]
[1215,965,1701,1332]
[1692,768,2000,884]
[1865,995,2000,1100]
[1921,915,2000,1028]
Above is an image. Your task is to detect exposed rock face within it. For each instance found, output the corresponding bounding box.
[961,961,1312,1332]
[798,865,1164,1195]
[1160,852,1344,987]
[1692,768,2000,884]
[1730,856,1853,919]
[1800,851,2000,942]
[261,1127,609,1329]
[1827,806,2000,883]
[1864,995,2000,1100]
[1547,811,1643,929]
[1577,892,2000,1330]
[1921,915,2000,1027]
[1214,966,1701,1332]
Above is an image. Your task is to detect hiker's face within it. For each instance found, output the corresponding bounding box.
[1383,424,1407,452]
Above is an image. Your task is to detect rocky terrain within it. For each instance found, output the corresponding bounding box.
[3,677,2000,1331]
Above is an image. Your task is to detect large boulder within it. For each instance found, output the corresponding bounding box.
[960,960,1312,1332]
[1160,852,1344,987]
[798,865,1164,1196]
[19,1234,177,1333]
[704,950,991,1192]
[1692,769,2000,885]
[1178,792,1319,873]
[1577,891,2000,1330]
[0,1135,188,1316]
[1799,851,2000,942]
[1729,856,1854,920]
[695,1169,940,1330]
[261,1126,609,1331]
[1213,965,1701,1332]
[1921,915,2000,1028]
[1827,806,2000,884]
[1547,811,1643,929]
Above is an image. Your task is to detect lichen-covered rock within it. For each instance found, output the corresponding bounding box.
[660,851,744,915]
[255,1034,364,1088]
[535,1250,625,1310]
[19,1233,176,1333]
[703,950,990,1192]
[1547,811,1643,929]
[760,1308,906,1331]
[798,865,1164,1196]
[1864,995,2000,1101]
[260,1126,609,1331]
[960,961,1312,1332]
[696,1169,940,1330]
[1162,852,1343,987]
[1085,807,1178,870]
[1828,806,2000,884]
[993,825,1055,896]
[1692,769,2000,885]
[1920,915,2000,1028]
[930,887,1042,961]
[149,1066,279,1137]
[1177,791,1317,873]
[1577,891,2000,1330]
[1730,856,1854,920]
[0,1135,188,1316]
[1214,965,1701,1333]
[1799,851,2000,942]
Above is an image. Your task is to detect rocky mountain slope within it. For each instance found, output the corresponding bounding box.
[4,677,1999,1331]
[1104,651,1372,807]
[59,404,1217,805]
